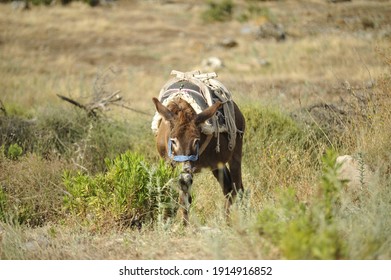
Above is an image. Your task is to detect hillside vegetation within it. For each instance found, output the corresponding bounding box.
[0,0,391,259]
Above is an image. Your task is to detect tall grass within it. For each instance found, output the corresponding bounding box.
[251,56,391,259]
[0,106,143,172]
[0,152,72,227]
[241,104,330,202]
[256,150,347,259]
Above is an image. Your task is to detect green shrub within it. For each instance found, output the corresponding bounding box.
[83,0,99,7]
[6,143,23,160]
[0,116,35,155]
[202,0,234,22]
[237,5,274,23]
[0,143,23,160]
[30,0,53,5]
[63,151,179,229]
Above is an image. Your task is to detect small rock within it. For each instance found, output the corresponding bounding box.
[336,155,374,194]
[11,1,30,10]
[258,58,270,67]
[365,80,375,89]
[201,57,224,71]
[362,18,375,29]
[257,22,286,41]
[240,25,257,35]
[197,226,221,234]
[343,80,351,90]
[23,236,50,252]
[218,38,238,48]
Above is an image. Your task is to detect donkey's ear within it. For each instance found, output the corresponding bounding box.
[152,97,174,121]
[195,101,222,125]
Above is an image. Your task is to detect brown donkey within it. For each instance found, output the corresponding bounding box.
[152,82,245,225]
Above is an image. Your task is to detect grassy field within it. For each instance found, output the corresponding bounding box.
[1,0,391,259]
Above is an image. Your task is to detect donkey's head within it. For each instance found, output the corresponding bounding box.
[152,97,221,173]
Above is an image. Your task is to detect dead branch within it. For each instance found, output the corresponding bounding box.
[57,94,97,118]
[56,94,87,110]
[57,91,149,118]
[88,90,122,112]
[57,67,150,117]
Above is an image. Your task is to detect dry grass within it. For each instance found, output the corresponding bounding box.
[1,0,391,259]
[0,219,275,259]
[1,0,389,111]
[0,154,73,227]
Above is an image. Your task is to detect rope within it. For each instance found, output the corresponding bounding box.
[207,84,237,151]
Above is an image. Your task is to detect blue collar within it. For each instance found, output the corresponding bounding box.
[168,139,199,162]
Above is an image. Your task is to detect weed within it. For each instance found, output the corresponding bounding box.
[237,4,275,23]
[62,151,179,230]
[6,143,23,160]
[241,104,329,198]
[202,0,234,22]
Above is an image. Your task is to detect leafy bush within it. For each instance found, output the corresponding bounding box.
[202,0,234,22]
[0,116,35,155]
[63,151,179,230]
[6,143,23,160]
[237,4,274,23]
[30,0,52,5]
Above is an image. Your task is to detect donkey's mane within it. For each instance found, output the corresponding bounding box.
[167,98,198,137]
[167,98,197,123]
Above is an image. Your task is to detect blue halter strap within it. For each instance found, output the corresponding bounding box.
[168,139,199,162]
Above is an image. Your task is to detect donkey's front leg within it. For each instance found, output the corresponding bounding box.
[178,172,193,226]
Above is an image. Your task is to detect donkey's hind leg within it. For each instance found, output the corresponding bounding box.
[228,133,244,195]
[224,135,244,216]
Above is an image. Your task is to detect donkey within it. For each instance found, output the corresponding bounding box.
[152,83,245,225]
